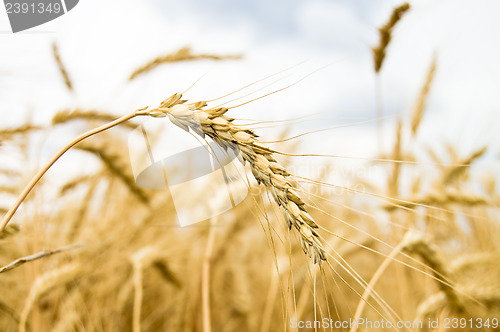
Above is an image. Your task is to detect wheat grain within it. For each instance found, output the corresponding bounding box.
[146,94,327,264]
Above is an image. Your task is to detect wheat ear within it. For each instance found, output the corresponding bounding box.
[0,124,41,141]
[129,46,242,80]
[411,57,436,136]
[403,234,464,313]
[52,109,139,129]
[75,141,149,203]
[52,42,73,91]
[146,94,327,263]
[372,3,410,73]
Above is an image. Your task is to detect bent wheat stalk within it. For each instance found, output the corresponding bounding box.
[0,243,84,274]
[0,94,326,263]
[0,108,149,232]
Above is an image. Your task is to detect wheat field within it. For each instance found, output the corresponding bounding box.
[1,1,500,331]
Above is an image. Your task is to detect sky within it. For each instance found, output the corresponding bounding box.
[0,0,499,188]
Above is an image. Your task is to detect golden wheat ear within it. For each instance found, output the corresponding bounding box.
[372,3,410,73]
[147,95,327,263]
[129,46,242,80]
[52,42,73,91]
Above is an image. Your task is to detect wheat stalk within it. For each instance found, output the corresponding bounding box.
[388,121,403,197]
[19,262,80,332]
[52,290,81,332]
[130,246,159,332]
[0,107,149,232]
[146,93,327,263]
[202,218,217,332]
[351,231,409,332]
[0,243,83,274]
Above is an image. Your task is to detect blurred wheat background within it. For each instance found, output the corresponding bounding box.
[1,0,500,331]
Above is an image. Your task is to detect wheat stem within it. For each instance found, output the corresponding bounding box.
[0,108,149,232]
[260,272,279,332]
[0,243,84,274]
[202,219,217,332]
[350,233,408,332]
[132,259,143,332]
[375,74,384,153]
